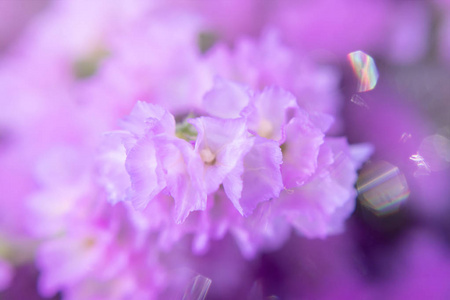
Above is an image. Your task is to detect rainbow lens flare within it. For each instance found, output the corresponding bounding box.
[348,50,379,92]
[356,161,409,216]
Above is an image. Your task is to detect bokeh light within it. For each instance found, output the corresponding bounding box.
[357,161,410,216]
[347,50,379,92]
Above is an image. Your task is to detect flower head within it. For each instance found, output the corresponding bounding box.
[99,76,369,257]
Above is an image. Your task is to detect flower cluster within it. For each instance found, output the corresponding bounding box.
[100,78,370,257]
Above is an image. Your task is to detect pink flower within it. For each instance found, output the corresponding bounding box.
[99,78,369,258]
[101,102,207,223]
[190,116,254,214]
[279,138,371,238]
[206,31,343,131]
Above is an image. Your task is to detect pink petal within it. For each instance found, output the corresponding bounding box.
[281,111,325,188]
[125,136,165,210]
[238,137,283,216]
[190,116,253,195]
[247,87,297,143]
[155,136,207,223]
[119,101,175,138]
[202,78,251,119]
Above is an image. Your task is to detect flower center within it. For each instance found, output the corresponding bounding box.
[257,118,274,139]
[200,148,216,165]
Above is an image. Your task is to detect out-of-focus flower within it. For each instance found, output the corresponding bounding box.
[206,31,343,131]
[0,258,12,292]
[270,0,390,56]
[26,147,188,299]
[0,0,49,51]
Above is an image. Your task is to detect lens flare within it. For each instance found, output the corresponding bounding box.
[400,132,412,143]
[348,50,379,92]
[418,134,450,171]
[357,161,409,216]
[350,94,369,109]
[410,152,431,176]
[183,274,212,300]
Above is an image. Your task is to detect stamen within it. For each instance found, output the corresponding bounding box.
[200,148,216,165]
